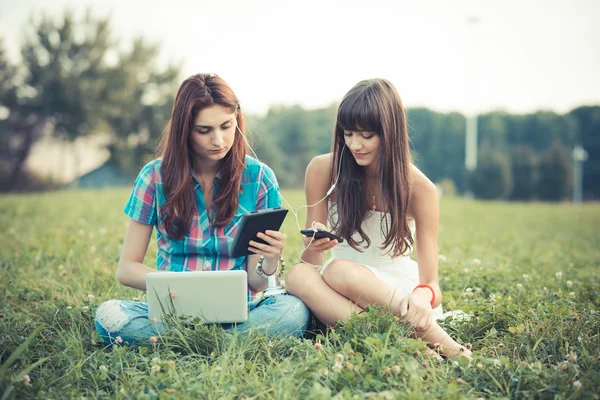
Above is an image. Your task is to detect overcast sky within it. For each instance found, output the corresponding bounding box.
[1,0,599,116]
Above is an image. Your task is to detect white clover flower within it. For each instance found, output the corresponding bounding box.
[472,258,481,266]
[555,271,563,280]
[569,292,576,297]
[516,283,523,291]
[438,254,447,262]
[87,294,95,300]
[463,268,469,273]
[522,274,530,280]
[99,227,107,235]
[566,280,573,288]
[99,365,108,372]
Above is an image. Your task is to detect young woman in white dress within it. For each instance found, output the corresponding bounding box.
[285,78,471,359]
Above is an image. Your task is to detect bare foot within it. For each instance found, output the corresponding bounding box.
[440,345,473,363]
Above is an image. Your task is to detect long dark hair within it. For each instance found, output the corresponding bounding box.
[158,73,247,239]
[329,78,413,257]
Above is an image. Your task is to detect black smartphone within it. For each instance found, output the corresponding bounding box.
[300,229,344,243]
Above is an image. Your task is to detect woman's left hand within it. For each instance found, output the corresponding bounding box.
[248,230,285,261]
[398,290,433,332]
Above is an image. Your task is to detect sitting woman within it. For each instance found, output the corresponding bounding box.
[95,73,310,344]
[285,78,471,359]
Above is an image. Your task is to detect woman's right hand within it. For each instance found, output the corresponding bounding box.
[303,222,339,254]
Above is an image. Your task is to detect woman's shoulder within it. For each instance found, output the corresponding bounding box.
[306,153,333,175]
[243,155,276,181]
[410,164,437,195]
[408,164,438,217]
[135,158,163,184]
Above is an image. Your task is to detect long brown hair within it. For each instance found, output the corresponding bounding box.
[158,73,247,239]
[329,78,413,257]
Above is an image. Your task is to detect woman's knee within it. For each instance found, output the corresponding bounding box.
[95,299,130,333]
[322,259,362,290]
[285,263,321,296]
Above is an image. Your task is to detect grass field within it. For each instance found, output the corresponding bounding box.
[1,189,599,399]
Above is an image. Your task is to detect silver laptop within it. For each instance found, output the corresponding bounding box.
[146,270,248,323]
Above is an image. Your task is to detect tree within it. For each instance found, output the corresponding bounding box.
[509,145,537,201]
[537,141,572,201]
[569,106,600,199]
[469,145,513,200]
[6,10,114,189]
[102,37,180,177]
[0,36,21,190]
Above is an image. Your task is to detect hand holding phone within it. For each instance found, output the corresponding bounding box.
[300,229,344,243]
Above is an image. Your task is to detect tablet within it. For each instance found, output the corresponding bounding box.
[229,207,289,258]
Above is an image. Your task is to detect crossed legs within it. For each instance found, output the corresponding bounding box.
[285,260,471,359]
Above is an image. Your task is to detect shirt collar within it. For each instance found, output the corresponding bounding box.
[190,168,223,186]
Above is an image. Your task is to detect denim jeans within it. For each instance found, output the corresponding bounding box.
[94,294,310,345]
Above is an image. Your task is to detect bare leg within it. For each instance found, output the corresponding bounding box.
[285,263,363,326]
[321,260,471,360]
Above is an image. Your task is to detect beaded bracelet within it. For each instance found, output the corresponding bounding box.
[255,255,286,279]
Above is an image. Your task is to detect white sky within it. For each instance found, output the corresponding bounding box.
[1,0,599,116]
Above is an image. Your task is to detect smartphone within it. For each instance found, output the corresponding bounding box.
[300,229,344,243]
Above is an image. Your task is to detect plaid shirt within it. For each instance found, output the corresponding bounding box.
[124,156,281,275]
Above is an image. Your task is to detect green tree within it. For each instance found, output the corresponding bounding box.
[509,145,537,201]
[469,145,513,200]
[0,36,20,190]
[569,106,600,199]
[6,10,114,189]
[102,37,180,177]
[256,105,317,187]
[408,108,466,191]
[537,141,572,201]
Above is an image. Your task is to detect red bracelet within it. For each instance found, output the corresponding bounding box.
[413,284,436,307]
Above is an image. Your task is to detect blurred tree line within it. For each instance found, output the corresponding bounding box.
[1,10,599,201]
[0,10,179,191]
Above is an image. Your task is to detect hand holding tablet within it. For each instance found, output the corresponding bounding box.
[229,207,288,258]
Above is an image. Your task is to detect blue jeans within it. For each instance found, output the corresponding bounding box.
[94,295,310,345]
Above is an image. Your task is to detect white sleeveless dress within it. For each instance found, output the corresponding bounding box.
[320,207,444,318]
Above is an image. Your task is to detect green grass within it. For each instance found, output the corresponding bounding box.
[1,189,599,399]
